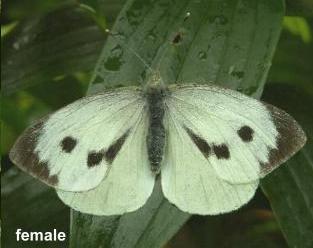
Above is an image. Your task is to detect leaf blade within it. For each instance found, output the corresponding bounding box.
[261,84,313,248]
[71,0,285,247]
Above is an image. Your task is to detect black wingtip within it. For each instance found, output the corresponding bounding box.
[260,103,307,175]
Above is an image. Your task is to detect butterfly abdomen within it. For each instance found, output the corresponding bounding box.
[146,87,166,173]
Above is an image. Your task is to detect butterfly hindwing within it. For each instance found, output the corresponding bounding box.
[164,84,306,185]
[161,113,259,215]
[57,111,155,215]
[10,88,146,192]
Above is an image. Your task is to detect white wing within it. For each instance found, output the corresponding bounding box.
[10,87,148,192]
[57,111,155,215]
[161,84,306,215]
[164,84,306,184]
[161,113,258,215]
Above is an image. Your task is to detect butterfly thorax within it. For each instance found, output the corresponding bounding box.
[145,73,167,174]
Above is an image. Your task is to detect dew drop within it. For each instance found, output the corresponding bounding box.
[228,65,235,75]
[147,28,157,41]
[148,34,156,41]
[198,51,207,60]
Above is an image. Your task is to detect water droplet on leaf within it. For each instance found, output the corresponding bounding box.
[198,51,207,60]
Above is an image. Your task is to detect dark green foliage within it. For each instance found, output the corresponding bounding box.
[261,85,313,248]
[1,168,70,248]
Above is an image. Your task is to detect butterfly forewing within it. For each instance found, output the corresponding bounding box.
[259,103,307,176]
[164,85,306,185]
[10,88,146,192]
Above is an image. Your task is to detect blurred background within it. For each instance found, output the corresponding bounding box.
[1,0,313,247]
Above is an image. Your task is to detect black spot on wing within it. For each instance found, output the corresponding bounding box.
[87,151,105,167]
[86,130,130,168]
[9,117,59,186]
[60,136,77,153]
[105,131,130,164]
[237,125,254,142]
[184,127,211,158]
[213,144,230,159]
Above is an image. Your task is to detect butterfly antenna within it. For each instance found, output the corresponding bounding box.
[105,29,155,74]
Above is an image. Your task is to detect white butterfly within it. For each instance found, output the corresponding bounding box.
[10,72,306,215]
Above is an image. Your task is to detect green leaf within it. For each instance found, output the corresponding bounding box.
[70,182,189,248]
[1,4,105,95]
[1,168,70,248]
[169,207,287,247]
[2,0,74,20]
[25,76,86,109]
[89,0,284,98]
[285,0,313,17]
[283,17,312,43]
[268,19,313,95]
[71,0,284,247]
[264,24,313,247]
[261,84,313,248]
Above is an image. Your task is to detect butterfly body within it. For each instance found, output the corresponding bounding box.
[10,79,306,215]
[145,73,168,173]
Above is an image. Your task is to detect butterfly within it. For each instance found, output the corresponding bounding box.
[9,72,306,216]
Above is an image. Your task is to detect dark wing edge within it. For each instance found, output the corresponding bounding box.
[9,116,60,187]
[260,103,307,176]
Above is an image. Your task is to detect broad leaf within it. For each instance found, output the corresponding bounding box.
[261,84,313,248]
[1,4,105,95]
[1,168,70,248]
[71,0,284,247]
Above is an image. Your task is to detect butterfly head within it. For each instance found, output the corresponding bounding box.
[144,71,167,96]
